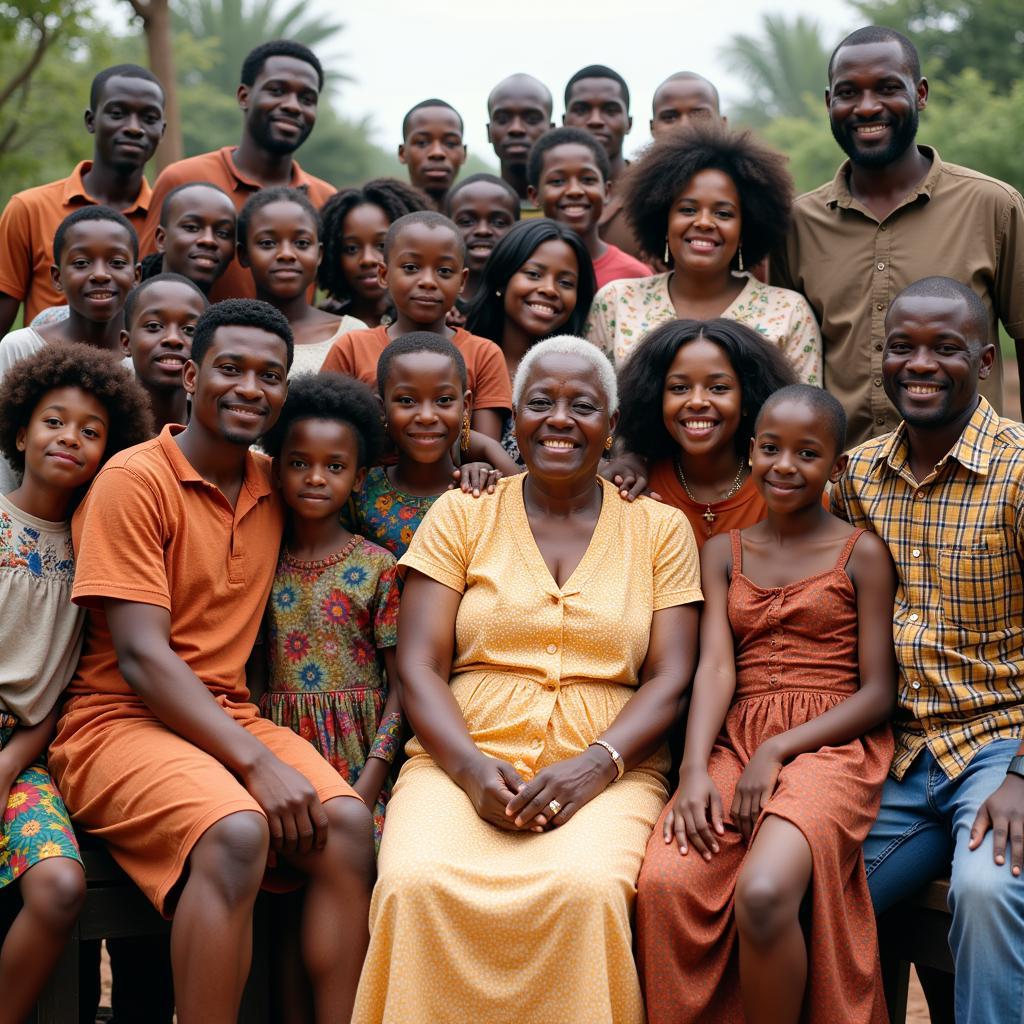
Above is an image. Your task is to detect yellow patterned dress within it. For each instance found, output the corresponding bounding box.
[353,475,703,1024]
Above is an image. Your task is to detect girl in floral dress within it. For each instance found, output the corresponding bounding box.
[259,373,401,842]
[0,343,152,1020]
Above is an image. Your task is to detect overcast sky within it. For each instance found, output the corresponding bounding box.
[320,0,856,163]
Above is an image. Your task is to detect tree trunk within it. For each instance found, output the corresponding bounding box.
[129,0,183,170]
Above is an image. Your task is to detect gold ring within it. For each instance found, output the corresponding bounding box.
[547,799,562,816]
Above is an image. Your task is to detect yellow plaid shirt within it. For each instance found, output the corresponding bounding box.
[832,398,1024,780]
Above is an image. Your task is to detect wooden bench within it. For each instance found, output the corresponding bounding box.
[22,836,270,1023]
[878,878,954,1024]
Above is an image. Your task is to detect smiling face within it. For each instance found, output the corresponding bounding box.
[382,351,468,465]
[666,168,742,275]
[750,398,844,513]
[88,74,165,173]
[184,325,289,446]
[827,40,926,168]
[504,239,579,340]
[882,294,993,430]
[52,220,139,323]
[487,78,553,172]
[239,199,321,301]
[122,280,207,390]
[156,186,237,291]
[339,203,390,302]
[16,386,109,492]
[662,338,743,461]
[530,142,608,237]
[399,107,467,201]
[277,417,365,521]
[449,182,519,274]
[563,77,631,161]
[650,77,721,139]
[240,55,319,156]
[514,352,615,483]
[380,222,467,327]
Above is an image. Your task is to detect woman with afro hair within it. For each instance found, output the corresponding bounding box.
[583,122,821,385]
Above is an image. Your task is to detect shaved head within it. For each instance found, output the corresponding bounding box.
[654,71,720,110]
[488,73,553,117]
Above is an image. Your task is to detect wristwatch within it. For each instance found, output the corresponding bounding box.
[1006,755,1024,780]
[590,739,625,781]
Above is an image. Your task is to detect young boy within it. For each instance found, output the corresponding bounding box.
[321,210,511,440]
[0,206,140,491]
[398,99,467,210]
[528,127,650,289]
[49,298,375,1023]
[121,273,208,431]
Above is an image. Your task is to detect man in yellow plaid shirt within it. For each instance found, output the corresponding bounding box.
[832,276,1024,1024]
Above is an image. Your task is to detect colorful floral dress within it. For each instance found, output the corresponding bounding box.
[0,494,83,887]
[260,536,400,844]
[343,466,441,558]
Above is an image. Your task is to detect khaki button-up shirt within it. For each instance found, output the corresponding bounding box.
[772,147,1024,447]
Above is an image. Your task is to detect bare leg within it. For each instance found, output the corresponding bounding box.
[171,811,269,1024]
[0,857,85,1024]
[283,796,374,1024]
[734,815,814,1024]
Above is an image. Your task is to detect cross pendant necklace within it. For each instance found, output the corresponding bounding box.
[674,455,748,534]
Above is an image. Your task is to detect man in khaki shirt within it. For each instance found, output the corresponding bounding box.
[772,25,1024,447]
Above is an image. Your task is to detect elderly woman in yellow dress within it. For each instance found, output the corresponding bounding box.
[353,336,703,1024]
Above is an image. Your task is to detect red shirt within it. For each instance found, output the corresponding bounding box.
[592,243,652,289]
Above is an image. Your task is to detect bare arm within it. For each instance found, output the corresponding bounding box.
[0,708,59,793]
[0,293,21,338]
[105,599,329,854]
[352,647,402,808]
[470,408,504,442]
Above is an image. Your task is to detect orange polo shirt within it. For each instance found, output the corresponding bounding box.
[140,146,336,301]
[67,425,284,704]
[321,324,513,413]
[0,161,151,322]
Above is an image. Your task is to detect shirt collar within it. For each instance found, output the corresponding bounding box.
[156,423,275,499]
[872,397,998,478]
[219,146,314,193]
[824,145,943,211]
[61,160,152,214]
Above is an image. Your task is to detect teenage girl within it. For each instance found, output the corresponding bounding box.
[238,187,367,374]
[636,385,897,1024]
[616,318,797,548]
[0,343,152,1022]
[318,178,429,326]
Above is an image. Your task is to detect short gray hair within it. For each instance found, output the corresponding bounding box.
[512,336,618,413]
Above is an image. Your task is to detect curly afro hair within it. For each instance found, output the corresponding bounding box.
[260,372,385,469]
[621,121,793,267]
[616,318,798,463]
[317,179,429,303]
[191,299,294,372]
[0,342,154,474]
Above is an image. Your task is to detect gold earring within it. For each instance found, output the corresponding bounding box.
[461,413,472,452]
[663,238,671,265]
[604,435,614,451]
[737,247,745,272]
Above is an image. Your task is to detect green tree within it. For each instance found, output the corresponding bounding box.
[848,0,1024,91]
[720,14,834,127]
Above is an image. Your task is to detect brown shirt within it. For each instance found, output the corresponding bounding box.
[771,147,1024,447]
[0,161,151,321]
[140,147,335,302]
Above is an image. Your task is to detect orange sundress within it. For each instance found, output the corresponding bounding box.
[637,528,893,1023]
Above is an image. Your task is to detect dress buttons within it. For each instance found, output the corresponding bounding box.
[875,344,883,351]
[876,417,885,426]
[530,738,541,749]
[770,675,778,684]
[911,548,921,558]
[544,684,556,692]
[910,681,921,691]
[877,262,885,270]
[876,303,885,311]
[874,378,882,387]
[546,643,557,654]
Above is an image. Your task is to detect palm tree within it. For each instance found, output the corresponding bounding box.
[720,14,832,127]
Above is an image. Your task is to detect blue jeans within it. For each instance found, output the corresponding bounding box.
[864,737,1024,1024]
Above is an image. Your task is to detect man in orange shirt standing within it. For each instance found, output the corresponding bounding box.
[141,40,335,302]
[0,64,165,334]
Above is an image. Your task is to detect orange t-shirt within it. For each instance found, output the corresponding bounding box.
[0,161,151,322]
[321,324,513,412]
[140,147,336,302]
[68,425,283,705]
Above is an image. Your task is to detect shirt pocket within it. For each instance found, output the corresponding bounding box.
[938,537,1024,633]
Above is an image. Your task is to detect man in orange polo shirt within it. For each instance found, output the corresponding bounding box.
[49,299,373,1021]
[141,40,335,302]
[0,64,165,334]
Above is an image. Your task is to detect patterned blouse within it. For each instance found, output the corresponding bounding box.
[343,466,441,559]
[583,272,822,385]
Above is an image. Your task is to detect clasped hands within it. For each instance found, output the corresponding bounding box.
[459,748,617,833]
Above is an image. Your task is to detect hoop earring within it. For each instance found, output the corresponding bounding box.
[604,435,614,451]
[461,413,472,452]
[663,238,671,265]
[737,247,745,273]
